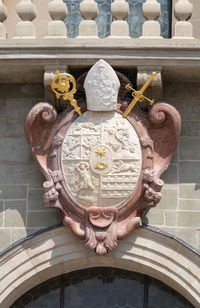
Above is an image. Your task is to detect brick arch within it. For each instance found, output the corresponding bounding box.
[0,226,199,308]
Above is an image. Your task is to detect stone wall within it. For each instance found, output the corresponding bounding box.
[147,76,200,250]
[0,84,62,251]
[0,80,200,252]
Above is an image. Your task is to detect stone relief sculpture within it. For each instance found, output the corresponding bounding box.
[84,60,120,111]
[25,59,181,255]
[61,111,141,207]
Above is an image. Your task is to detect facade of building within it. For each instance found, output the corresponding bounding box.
[0,0,200,307]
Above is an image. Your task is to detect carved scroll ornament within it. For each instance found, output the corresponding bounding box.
[25,60,181,255]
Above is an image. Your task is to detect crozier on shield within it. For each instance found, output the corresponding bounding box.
[25,59,181,255]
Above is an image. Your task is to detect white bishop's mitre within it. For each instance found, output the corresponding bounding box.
[84,59,120,111]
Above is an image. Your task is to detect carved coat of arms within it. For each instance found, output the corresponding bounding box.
[25,60,181,255]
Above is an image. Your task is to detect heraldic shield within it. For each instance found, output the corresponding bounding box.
[25,60,181,255]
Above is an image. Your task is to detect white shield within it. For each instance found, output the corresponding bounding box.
[61,111,142,207]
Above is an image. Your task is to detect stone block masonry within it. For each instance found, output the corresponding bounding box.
[146,79,200,251]
[0,81,200,252]
[0,85,62,251]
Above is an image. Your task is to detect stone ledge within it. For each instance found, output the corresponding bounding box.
[0,39,200,63]
[0,40,200,83]
[0,38,200,48]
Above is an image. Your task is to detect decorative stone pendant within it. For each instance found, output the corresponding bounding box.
[25,59,181,255]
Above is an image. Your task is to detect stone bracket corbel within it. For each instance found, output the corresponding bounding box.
[44,65,69,107]
[137,66,162,106]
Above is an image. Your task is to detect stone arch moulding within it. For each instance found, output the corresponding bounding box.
[0,226,199,308]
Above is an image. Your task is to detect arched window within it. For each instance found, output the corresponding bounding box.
[12,267,194,308]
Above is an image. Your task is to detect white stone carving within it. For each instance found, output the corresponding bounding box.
[61,111,142,207]
[15,0,37,38]
[78,0,98,38]
[75,161,95,191]
[47,0,68,37]
[141,0,161,38]
[84,59,120,111]
[173,0,193,39]
[110,0,130,38]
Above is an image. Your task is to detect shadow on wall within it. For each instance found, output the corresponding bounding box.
[0,84,63,251]
[0,177,63,251]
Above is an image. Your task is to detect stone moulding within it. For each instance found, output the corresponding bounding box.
[0,226,199,308]
[25,66,181,255]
